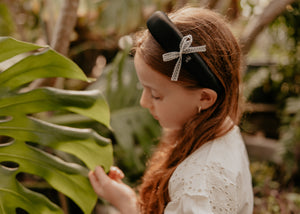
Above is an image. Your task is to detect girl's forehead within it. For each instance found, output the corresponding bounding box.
[135,53,165,81]
[134,52,179,93]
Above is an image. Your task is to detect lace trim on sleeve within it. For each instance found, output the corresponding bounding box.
[169,162,238,213]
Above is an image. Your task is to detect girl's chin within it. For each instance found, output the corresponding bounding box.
[153,117,183,131]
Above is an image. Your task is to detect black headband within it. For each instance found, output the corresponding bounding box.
[146,11,223,94]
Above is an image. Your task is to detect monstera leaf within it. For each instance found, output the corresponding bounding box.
[0,37,113,214]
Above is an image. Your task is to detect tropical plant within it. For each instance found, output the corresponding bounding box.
[280,96,300,183]
[86,36,161,184]
[243,0,300,179]
[49,36,161,185]
[0,2,14,37]
[0,37,113,214]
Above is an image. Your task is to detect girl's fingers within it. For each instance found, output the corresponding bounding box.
[88,165,125,198]
[108,166,124,181]
[88,171,99,190]
[88,166,110,197]
[93,165,106,178]
[88,166,138,212]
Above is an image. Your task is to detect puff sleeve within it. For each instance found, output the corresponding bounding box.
[164,162,238,214]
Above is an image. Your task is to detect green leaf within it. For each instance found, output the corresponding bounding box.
[0,116,112,170]
[0,4,15,37]
[0,48,90,92]
[0,140,96,214]
[0,116,112,213]
[0,167,63,214]
[0,37,43,63]
[0,36,113,213]
[0,87,110,127]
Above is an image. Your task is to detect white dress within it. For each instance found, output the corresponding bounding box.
[164,126,253,214]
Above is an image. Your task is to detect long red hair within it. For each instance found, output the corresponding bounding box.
[135,7,242,213]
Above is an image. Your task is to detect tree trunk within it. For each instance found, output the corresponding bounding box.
[240,0,295,55]
[51,0,79,56]
[28,0,79,90]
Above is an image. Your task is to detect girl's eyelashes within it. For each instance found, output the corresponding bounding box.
[143,86,162,100]
[151,94,161,100]
[150,90,162,100]
[141,85,162,100]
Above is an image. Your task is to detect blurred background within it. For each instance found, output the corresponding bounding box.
[0,0,299,213]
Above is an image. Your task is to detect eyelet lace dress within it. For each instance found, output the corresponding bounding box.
[164,126,253,214]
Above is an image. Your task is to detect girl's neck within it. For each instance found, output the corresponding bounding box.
[162,128,180,146]
[161,116,235,150]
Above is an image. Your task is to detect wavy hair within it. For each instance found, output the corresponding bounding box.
[135,7,242,214]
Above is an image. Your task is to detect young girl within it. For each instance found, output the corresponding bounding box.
[89,7,253,214]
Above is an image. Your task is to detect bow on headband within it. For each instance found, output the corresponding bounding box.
[162,34,206,81]
[146,11,223,94]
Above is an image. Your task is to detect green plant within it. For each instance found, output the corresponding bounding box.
[0,37,113,214]
[96,0,144,37]
[280,97,300,183]
[251,161,300,214]
[243,1,300,183]
[41,36,161,186]
[87,36,161,184]
[0,2,14,37]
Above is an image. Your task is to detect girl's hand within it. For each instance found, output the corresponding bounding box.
[88,166,138,214]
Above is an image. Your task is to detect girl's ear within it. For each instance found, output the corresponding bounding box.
[198,88,218,110]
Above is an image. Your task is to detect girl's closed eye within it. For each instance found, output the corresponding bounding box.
[151,91,162,100]
[151,94,161,100]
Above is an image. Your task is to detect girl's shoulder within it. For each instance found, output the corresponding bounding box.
[169,125,251,198]
[167,126,253,213]
[178,125,248,171]
[169,126,245,194]
[192,125,249,173]
[171,125,248,174]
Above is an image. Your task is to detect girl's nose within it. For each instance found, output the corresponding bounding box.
[140,89,151,109]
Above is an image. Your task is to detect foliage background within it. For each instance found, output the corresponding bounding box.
[0,0,299,213]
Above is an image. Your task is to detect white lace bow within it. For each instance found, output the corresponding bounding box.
[162,34,206,81]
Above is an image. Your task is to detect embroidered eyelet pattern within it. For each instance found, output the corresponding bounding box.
[169,159,238,213]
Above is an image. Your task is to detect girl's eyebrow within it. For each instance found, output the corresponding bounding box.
[141,83,158,91]
[149,86,161,94]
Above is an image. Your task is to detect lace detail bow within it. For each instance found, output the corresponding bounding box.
[162,34,206,81]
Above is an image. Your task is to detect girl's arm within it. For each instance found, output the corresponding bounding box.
[88,166,139,214]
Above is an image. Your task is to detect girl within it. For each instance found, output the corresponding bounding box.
[89,7,253,214]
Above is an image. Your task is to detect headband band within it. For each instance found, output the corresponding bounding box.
[146,11,223,94]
